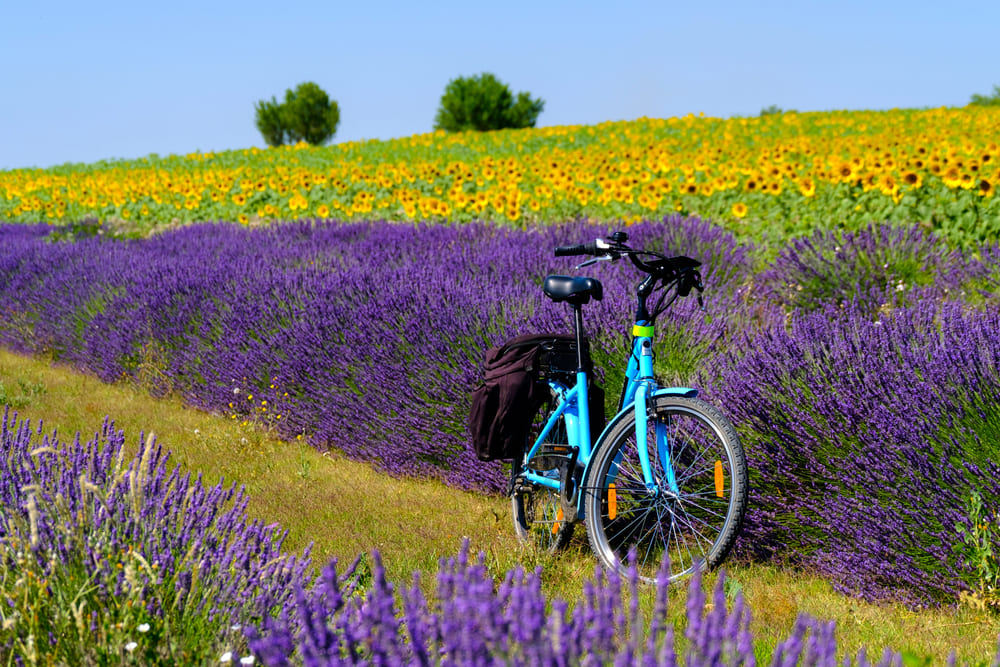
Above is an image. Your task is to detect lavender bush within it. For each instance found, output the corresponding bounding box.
[0,409,311,663]
[756,224,970,314]
[245,541,1000,666]
[706,302,1000,603]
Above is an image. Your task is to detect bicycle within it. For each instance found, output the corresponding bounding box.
[510,230,748,583]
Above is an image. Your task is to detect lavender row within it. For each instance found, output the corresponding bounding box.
[0,217,756,493]
[706,301,1000,603]
[0,408,312,661]
[248,544,934,667]
[2,218,1000,604]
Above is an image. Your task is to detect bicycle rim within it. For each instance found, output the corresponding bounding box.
[584,396,746,583]
[512,483,575,551]
[511,395,576,551]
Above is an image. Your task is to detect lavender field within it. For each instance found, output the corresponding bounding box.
[1,216,1000,611]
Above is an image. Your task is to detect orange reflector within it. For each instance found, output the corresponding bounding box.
[552,507,564,535]
[608,483,618,520]
[714,460,724,497]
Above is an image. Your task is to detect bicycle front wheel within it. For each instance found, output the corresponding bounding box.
[583,395,747,583]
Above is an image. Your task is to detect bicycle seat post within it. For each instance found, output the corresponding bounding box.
[572,304,586,373]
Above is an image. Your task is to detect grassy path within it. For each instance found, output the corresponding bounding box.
[0,348,518,582]
[2,347,999,662]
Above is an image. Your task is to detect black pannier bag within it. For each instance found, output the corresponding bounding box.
[468,333,605,462]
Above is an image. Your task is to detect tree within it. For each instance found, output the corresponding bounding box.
[434,73,544,132]
[254,82,340,147]
[282,82,341,145]
[969,84,1000,107]
[255,96,287,147]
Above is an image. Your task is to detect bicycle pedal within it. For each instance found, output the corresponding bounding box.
[528,444,577,472]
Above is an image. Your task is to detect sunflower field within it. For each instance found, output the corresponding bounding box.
[1,106,999,245]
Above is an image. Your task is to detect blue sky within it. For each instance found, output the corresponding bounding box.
[2,0,998,170]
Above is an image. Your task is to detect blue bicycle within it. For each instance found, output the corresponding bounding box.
[510,231,747,583]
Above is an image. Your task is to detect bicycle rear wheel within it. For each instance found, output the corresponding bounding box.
[511,394,576,552]
[583,395,747,583]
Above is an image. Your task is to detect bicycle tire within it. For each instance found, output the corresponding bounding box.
[511,395,576,552]
[583,395,747,583]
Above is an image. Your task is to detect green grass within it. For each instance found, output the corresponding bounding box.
[2,347,1000,662]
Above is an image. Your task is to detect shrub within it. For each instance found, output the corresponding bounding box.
[282,82,341,145]
[0,410,311,663]
[254,82,340,147]
[756,223,968,314]
[706,301,1000,604]
[254,96,287,148]
[433,72,544,132]
[970,84,1000,107]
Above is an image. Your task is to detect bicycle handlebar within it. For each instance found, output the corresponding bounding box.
[554,233,699,277]
[554,231,705,312]
[554,242,599,257]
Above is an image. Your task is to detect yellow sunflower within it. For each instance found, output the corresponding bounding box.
[731,202,748,218]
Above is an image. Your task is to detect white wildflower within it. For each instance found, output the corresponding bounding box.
[138,623,150,633]
[125,641,138,652]
[220,652,233,663]
[240,656,256,665]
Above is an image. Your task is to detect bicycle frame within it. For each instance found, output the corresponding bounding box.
[520,322,698,518]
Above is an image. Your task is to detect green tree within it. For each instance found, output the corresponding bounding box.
[434,73,544,132]
[255,96,287,147]
[969,84,1000,107]
[254,82,340,147]
[282,82,341,145]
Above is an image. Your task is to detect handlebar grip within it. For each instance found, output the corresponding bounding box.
[554,241,599,257]
[554,244,586,256]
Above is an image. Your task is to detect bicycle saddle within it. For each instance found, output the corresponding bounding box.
[543,275,604,305]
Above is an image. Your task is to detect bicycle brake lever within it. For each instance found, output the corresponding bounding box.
[576,256,612,269]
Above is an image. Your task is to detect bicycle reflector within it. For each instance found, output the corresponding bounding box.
[715,460,724,497]
[608,483,618,520]
[552,507,564,535]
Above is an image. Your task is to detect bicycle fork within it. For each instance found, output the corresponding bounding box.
[634,383,681,497]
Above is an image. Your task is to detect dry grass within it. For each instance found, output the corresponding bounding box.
[2,347,999,662]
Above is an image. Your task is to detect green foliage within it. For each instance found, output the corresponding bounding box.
[955,489,1000,611]
[759,105,784,116]
[0,379,46,408]
[969,84,1000,107]
[254,96,286,147]
[434,72,544,132]
[254,82,340,147]
[283,82,341,145]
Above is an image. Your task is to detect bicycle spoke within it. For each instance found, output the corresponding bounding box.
[585,398,747,584]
